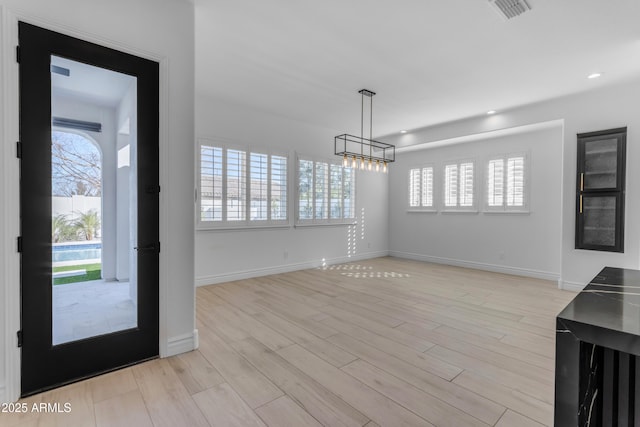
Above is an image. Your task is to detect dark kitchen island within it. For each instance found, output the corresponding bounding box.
[555,267,640,426]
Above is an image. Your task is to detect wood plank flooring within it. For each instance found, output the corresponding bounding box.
[1,257,575,426]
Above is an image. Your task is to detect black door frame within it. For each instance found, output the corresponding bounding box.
[19,22,160,396]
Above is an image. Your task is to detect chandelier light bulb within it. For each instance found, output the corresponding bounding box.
[359,157,365,170]
[383,161,388,174]
[343,154,348,167]
[351,155,357,168]
[368,159,372,171]
[376,160,380,172]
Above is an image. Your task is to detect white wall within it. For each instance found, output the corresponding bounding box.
[195,97,389,285]
[389,125,563,280]
[116,83,135,282]
[383,78,640,289]
[52,196,102,222]
[0,0,195,402]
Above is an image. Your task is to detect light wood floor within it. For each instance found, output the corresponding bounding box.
[3,257,575,427]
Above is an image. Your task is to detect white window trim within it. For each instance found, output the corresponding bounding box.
[442,159,477,212]
[407,164,437,212]
[484,151,530,213]
[295,153,356,226]
[197,138,291,230]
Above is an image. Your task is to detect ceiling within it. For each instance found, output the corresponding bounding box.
[51,56,134,108]
[195,0,640,138]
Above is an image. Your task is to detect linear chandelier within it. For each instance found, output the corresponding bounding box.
[334,89,395,173]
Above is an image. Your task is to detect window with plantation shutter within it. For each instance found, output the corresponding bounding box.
[270,155,287,220]
[198,139,289,228]
[409,169,421,207]
[459,163,474,207]
[443,161,475,211]
[444,164,458,207]
[343,167,355,219]
[298,159,313,220]
[296,155,356,225]
[250,152,268,220]
[315,162,329,220]
[408,166,435,210]
[200,146,223,221]
[330,164,343,219]
[506,157,524,207]
[226,149,246,221]
[485,154,528,212]
[487,159,504,207]
[422,167,433,208]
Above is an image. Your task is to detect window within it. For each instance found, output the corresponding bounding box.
[198,140,288,227]
[297,156,355,224]
[486,155,527,211]
[443,161,475,210]
[408,166,434,210]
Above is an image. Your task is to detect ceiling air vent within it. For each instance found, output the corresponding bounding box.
[489,0,531,20]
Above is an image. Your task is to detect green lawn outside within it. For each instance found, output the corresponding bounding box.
[53,263,102,285]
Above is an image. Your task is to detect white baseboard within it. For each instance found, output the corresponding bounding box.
[558,280,585,292]
[390,251,560,282]
[196,251,389,287]
[165,329,199,357]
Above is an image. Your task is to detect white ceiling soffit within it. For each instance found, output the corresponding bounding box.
[396,120,563,153]
[489,0,531,20]
[195,0,640,138]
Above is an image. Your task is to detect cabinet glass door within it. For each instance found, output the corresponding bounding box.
[581,195,617,247]
[583,138,618,190]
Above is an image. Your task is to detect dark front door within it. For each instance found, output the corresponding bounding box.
[19,22,160,396]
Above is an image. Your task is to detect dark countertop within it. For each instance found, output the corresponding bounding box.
[557,267,640,356]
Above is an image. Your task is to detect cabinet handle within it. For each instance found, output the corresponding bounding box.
[579,195,583,213]
[580,173,584,191]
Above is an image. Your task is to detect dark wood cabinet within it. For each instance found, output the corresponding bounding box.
[575,127,626,252]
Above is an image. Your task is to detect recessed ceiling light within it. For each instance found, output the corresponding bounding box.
[487,110,496,115]
[400,130,407,134]
[587,73,602,79]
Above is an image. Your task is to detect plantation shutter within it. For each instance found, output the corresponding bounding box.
[506,156,525,207]
[227,149,246,221]
[200,145,223,221]
[271,155,287,220]
[487,159,504,207]
[444,164,458,207]
[409,168,421,207]
[249,152,268,220]
[314,162,329,219]
[330,164,343,219]
[459,162,474,207]
[343,167,355,219]
[422,167,433,207]
[298,159,313,220]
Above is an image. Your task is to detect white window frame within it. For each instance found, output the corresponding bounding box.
[197,138,290,229]
[442,159,477,212]
[484,152,529,213]
[407,165,436,212]
[295,154,356,226]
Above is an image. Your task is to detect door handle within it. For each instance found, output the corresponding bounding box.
[134,243,160,253]
[579,195,583,213]
[580,173,584,191]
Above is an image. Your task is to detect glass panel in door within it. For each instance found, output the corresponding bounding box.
[583,138,617,190]
[50,55,138,345]
[582,195,616,247]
